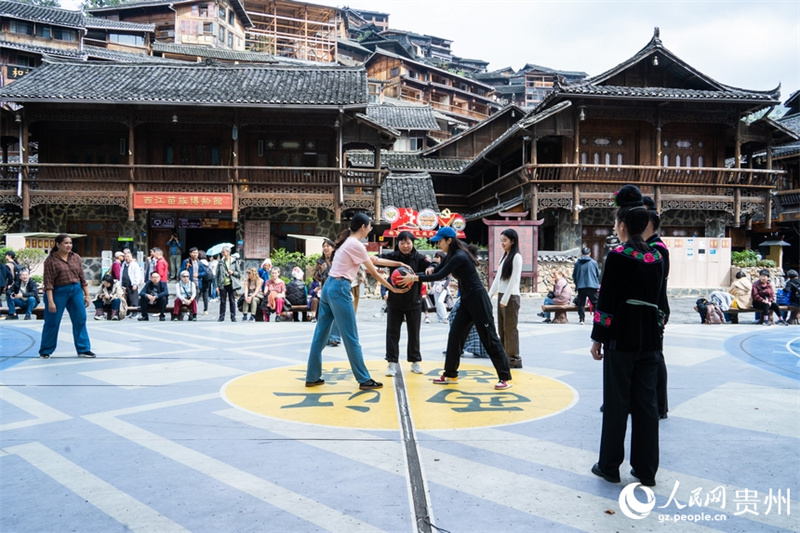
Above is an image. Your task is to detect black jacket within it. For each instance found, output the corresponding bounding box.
[381,249,430,310]
[139,280,169,300]
[10,278,40,305]
[286,279,308,306]
[591,242,668,352]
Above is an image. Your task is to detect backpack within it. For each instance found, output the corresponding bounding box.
[705,303,724,324]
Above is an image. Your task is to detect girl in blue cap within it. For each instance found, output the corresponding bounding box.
[399,226,513,390]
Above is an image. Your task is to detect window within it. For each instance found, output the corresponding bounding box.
[52,27,76,41]
[227,31,233,47]
[219,26,225,42]
[203,22,213,34]
[10,20,33,35]
[199,5,208,17]
[228,10,234,24]
[409,136,424,151]
[11,53,36,67]
[390,67,400,77]
[35,25,51,38]
[109,33,144,46]
[219,7,226,19]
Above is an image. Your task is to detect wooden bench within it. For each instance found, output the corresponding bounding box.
[541,304,578,324]
[128,305,178,319]
[0,306,45,320]
[721,305,794,324]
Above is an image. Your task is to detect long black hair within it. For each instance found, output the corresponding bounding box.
[332,212,371,261]
[499,228,520,281]
[642,196,661,232]
[443,238,478,266]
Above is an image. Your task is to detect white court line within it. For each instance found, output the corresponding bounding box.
[433,428,798,531]
[84,396,382,533]
[215,409,702,532]
[5,442,190,533]
[0,384,72,431]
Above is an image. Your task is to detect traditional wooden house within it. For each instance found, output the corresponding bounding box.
[0,60,395,261]
[87,0,251,52]
[474,64,587,108]
[365,103,441,151]
[365,49,501,128]
[418,29,792,256]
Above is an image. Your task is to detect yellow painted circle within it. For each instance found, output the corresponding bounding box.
[222,362,577,431]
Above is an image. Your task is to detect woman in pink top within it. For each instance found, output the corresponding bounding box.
[305,212,408,390]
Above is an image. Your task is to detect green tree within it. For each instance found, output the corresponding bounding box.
[14,248,48,273]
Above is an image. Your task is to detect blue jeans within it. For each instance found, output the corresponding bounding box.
[306,277,371,384]
[39,283,91,356]
[8,296,36,316]
[543,296,555,319]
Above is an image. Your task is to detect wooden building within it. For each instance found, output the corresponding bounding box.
[0,60,395,259]
[365,49,501,128]
[87,0,252,52]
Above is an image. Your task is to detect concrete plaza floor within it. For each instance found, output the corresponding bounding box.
[0,296,798,533]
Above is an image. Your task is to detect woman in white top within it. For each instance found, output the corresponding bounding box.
[305,212,409,390]
[171,270,198,321]
[487,228,523,368]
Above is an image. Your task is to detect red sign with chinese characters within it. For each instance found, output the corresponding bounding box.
[133,193,233,210]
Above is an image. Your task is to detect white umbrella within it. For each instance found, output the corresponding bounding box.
[206,242,235,256]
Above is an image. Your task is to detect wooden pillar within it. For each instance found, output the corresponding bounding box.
[530,136,538,220]
[335,111,343,224]
[733,188,741,227]
[374,145,381,218]
[573,111,580,165]
[654,185,661,213]
[20,112,29,220]
[765,142,773,229]
[734,122,742,169]
[232,112,239,223]
[128,111,135,222]
[531,183,539,221]
[572,183,580,224]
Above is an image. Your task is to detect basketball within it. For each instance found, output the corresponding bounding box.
[390,267,412,287]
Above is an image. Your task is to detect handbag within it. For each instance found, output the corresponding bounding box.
[236,295,244,312]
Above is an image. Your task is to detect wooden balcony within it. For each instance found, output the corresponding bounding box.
[0,164,384,217]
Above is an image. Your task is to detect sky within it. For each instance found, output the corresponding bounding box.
[64,0,800,104]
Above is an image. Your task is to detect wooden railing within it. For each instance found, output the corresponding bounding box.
[465,163,782,203]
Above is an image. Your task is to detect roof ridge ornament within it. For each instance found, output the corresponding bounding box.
[653,27,661,44]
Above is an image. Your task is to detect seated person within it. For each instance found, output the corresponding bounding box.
[307,279,321,322]
[241,267,264,322]
[752,269,785,326]
[285,266,309,321]
[728,270,753,324]
[138,272,169,321]
[262,267,286,321]
[540,269,572,323]
[94,274,124,321]
[172,270,198,321]
[784,270,800,325]
[7,268,39,320]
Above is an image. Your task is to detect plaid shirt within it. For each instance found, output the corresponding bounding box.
[43,251,87,291]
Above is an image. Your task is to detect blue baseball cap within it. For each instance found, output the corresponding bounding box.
[430,226,457,242]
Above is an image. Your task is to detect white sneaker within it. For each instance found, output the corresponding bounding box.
[202,311,208,315]
[385,363,397,377]
[424,316,430,324]
[410,362,424,374]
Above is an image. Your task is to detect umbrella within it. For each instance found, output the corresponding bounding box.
[206,242,235,257]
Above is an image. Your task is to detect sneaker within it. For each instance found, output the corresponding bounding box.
[159,316,166,321]
[39,353,50,359]
[231,317,237,322]
[410,362,424,374]
[171,316,178,321]
[138,316,149,321]
[537,312,546,318]
[579,320,585,325]
[495,380,513,390]
[218,316,224,322]
[6,314,18,320]
[327,340,340,347]
[78,351,96,358]
[424,316,430,324]
[359,379,383,390]
[305,378,325,387]
[385,363,398,377]
[432,373,458,385]
[543,318,552,324]
[202,311,209,316]
[249,315,255,322]
[24,314,32,320]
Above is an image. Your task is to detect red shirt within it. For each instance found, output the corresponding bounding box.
[156,257,169,280]
[43,251,87,291]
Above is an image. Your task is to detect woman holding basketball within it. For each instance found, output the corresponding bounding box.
[305,212,409,391]
[400,227,513,390]
[377,230,431,377]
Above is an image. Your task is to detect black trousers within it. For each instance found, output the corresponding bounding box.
[444,291,512,381]
[576,287,599,322]
[219,284,236,319]
[599,348,660,481]
[385,305,422,363]
[122,280,138,310]
[657,351,668,417]
[753,301,781,321]
[140,296,167,318]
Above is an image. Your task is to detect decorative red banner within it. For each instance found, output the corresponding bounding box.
[133,192,233,210]
[382,229,466,239]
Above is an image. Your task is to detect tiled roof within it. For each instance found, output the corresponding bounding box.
[348,150,469,173]
[772,141,800,158]
[366,105,439,130]
[84,17,155,32]
[554,85,779,102]
[0,0,83,28]
[0,59,368,107]
[0,39,85,59]
[152,42,278,63]
[539,29,780,110]
[518,63,588,79]
[381,172,439,212]
[423,104,525,157]
[779,113,800,135]
[367,49,496,92]
[84,46,182,64]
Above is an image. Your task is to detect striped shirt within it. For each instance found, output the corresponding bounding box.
[43,251,87,291]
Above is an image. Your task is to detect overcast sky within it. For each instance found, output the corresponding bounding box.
[66,0,800,104]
